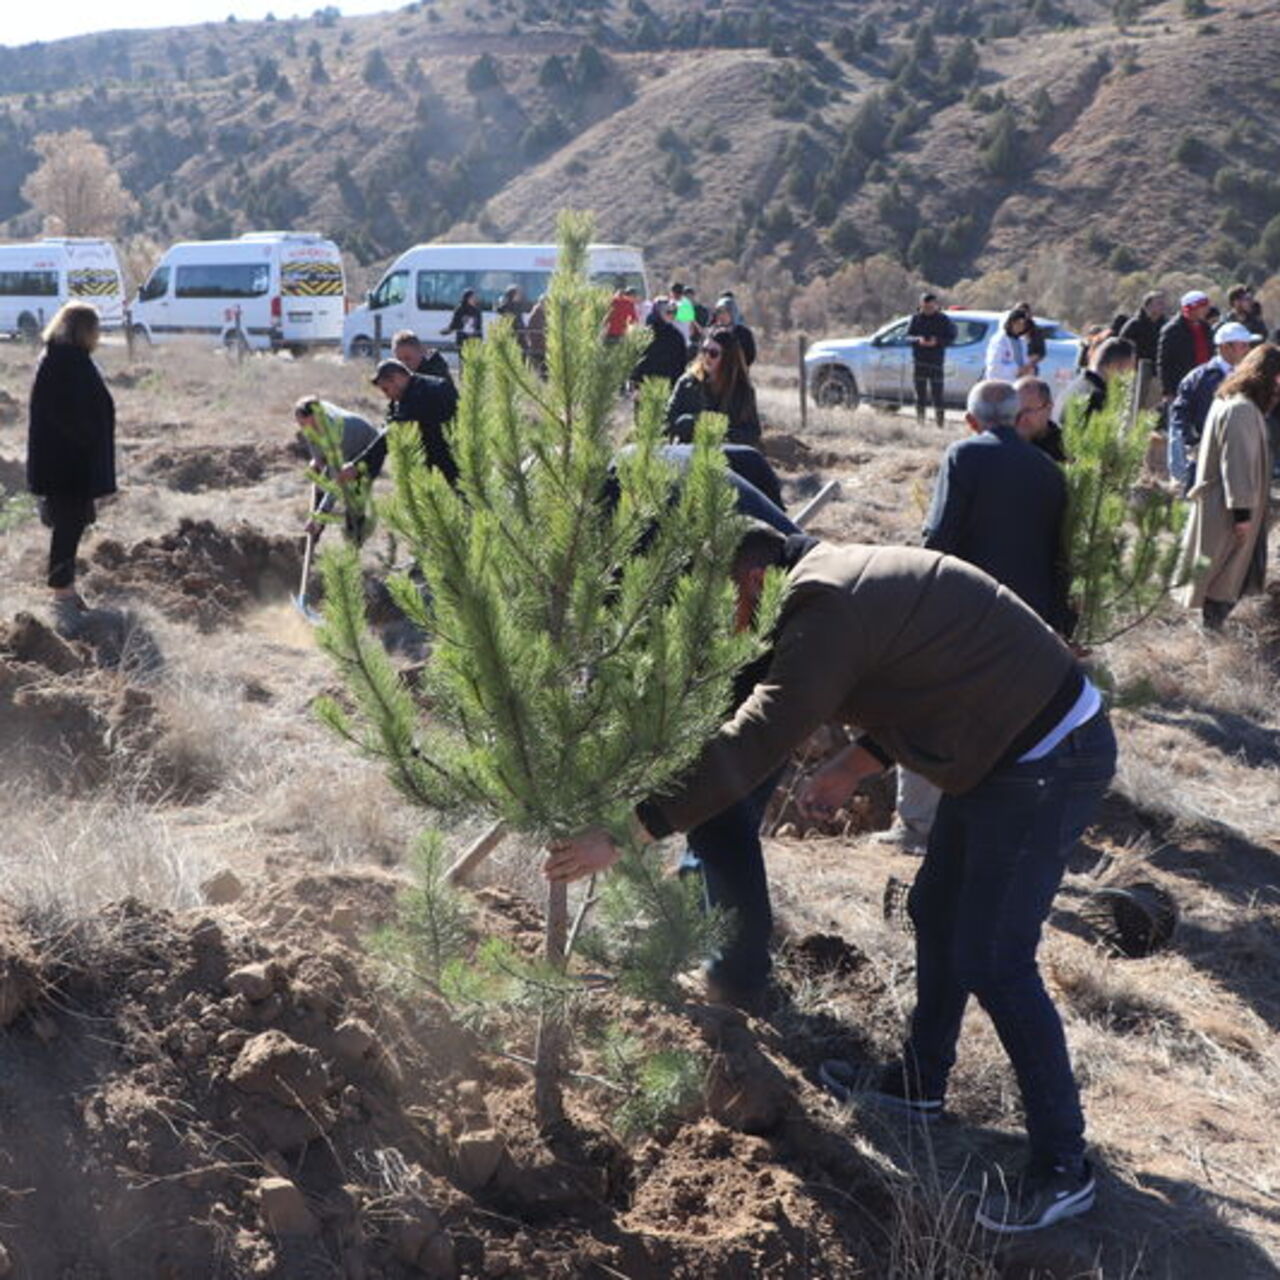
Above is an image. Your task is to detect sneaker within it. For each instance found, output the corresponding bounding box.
[818,1059,943,1121]
[871,821,928,856]
[975,1159,1096,1234]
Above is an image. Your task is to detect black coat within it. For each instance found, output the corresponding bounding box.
[906,310,957,368]
[413,349,454,385]
[665,372,761,447]
[1157,315,1212,397]
[388,374,459,488]
[1063,369,1107,422]
[922,426,1072,637]
[631,319,689,388]
[1119,310,1161,366]
[27,343,116,499]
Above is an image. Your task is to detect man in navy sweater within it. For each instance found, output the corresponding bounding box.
[907,293,958,429]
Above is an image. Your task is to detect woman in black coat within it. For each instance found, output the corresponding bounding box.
[440,288,484,355]
[630,297,689,390]
[664,324,761,447]
[26,301,116,630]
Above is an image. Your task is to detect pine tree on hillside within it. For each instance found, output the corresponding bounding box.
[315,212,778,1127]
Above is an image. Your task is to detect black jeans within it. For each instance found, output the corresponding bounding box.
[680,769,784,993]
[41,495,96,589]
[913,364,946,425]
[905,711,1117,1172]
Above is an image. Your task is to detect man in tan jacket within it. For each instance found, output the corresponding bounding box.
[546,527,1117,1235]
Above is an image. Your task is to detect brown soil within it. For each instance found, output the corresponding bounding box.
[138,442,297,494]
[87,519,305,631]
[0,876,886,1280]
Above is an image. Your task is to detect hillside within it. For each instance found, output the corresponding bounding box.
[2,0,1279,317]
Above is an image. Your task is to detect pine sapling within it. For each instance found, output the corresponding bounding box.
[316,211,778,1129]
[1062,375,1187,647]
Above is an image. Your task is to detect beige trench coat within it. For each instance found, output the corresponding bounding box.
[1176,394,1270,608]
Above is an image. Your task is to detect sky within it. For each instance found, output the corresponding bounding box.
[2,1,398,48]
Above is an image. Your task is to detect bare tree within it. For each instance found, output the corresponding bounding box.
[21,130,137,238]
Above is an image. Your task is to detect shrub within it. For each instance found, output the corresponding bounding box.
[465,53,501,92]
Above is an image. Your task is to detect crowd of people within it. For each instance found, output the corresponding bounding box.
[20,264,1280,1240]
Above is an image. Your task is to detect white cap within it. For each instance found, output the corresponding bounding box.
[1214,321,1262,346]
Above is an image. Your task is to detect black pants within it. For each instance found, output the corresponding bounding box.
[41,495,96,589]
[913,365,946,425]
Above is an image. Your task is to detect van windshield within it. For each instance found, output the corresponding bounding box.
[138,268,169,302]
[174,263,270,299]
[0,270,58,297]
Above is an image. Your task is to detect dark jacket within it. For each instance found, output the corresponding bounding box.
[657,443,785,511]
[666,372,761,447]
[631,315,688,388]
[27,343,116,499]
[442,301,483,343]
[1157,315,1212,397]
[413,349,454,385]
[637,541,1080,834]
[906,310,957,368]
[1063,368,1107,422]
[1169,357,1228,451]
[1119,310,1162,366]
[388,374,459,487]
[922,426,1072,636]
[732,323,758,367]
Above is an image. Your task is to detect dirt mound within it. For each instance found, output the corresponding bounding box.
[139,442,296,493]
[761,432,843,472]
[87,518,304,630]
[0,873,890,1278]
[0,614,193,797]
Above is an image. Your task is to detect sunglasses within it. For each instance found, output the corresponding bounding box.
[702,346,723,358]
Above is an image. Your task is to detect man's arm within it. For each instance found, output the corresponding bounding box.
[921,447,971,554]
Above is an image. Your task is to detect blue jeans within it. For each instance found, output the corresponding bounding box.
[905,711,1117,1172]
[680,769,783,993]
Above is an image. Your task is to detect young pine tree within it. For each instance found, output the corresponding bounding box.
[315,211,776,1126]
[1061,376,1186,646]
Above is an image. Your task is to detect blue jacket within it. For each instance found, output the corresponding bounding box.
[923,426,1072,636]
[1169,357,1229,450]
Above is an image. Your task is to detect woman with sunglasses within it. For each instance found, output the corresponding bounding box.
[665,324,761,446]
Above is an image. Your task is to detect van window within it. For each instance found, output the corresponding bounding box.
[282,260,343,297]
[138,267,169,302]
[174,263,270,299]
[589,271,646,296]
[415,270,551,311]
[0,270,58,297]
[370,270,408,310]
[68,268,121,298]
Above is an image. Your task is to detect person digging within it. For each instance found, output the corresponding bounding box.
[546,525,1116,1236]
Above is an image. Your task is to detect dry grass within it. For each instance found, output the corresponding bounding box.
[2,338,1279,1273]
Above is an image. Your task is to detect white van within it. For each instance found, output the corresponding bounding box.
[0,238,125,340]
[131,232,345,353]
[343,242,649,358]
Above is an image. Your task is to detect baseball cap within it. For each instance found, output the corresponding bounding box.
[1214,320,1263,346]
[370,358,410,384]
[1180,289,1209,308]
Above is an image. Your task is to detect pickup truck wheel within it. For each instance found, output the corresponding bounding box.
[812,366,860,409]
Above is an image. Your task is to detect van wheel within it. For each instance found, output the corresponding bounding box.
[349,336,375,359]
[130,324,152,347]
[223,329,250,358]
[812,366,860,409]
[17,313,40,344]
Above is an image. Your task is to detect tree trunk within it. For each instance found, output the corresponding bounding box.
[533,876,569,1132]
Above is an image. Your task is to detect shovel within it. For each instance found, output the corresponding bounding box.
[295,528,323,623]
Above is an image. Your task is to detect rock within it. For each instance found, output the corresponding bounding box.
[395,1213,455,1278]
[455,1080,488,1120]
[201,869,244,905]
[455,1130,505,1190]
[257,1177,319,1237]
[226,961,283,1003]
[333,1017,377,1065]
[229,1030,330,1109]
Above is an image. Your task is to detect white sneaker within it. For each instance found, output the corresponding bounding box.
[871,821,928,855]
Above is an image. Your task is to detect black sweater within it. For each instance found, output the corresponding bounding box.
[27,343,116,499]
